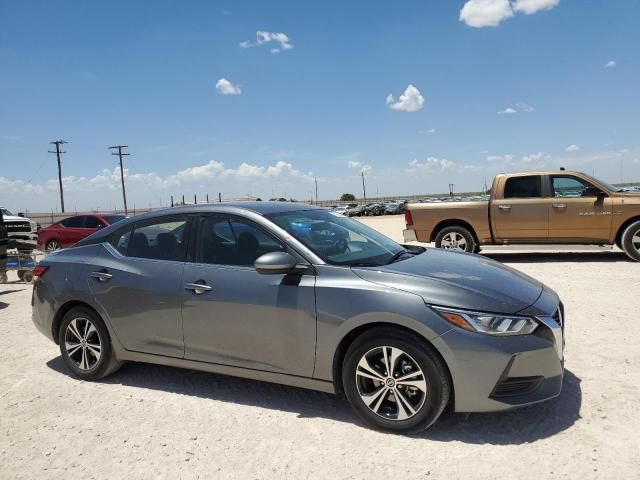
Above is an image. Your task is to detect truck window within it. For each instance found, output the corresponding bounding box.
[504,176,543,199]
[551,176,592,197]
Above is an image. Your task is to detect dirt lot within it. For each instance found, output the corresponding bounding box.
[1,215,639,479]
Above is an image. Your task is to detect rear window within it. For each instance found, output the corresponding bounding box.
[60,216,86,228]
[504,176,543,199]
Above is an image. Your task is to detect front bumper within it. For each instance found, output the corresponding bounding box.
[432,294,564,413]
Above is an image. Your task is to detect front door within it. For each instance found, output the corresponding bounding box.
[181,214,316,377]
[492,174,550,241]
[548,175,614,242]
[87,215,190,358]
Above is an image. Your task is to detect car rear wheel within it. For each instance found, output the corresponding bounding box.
[342,328,451,433]
[58,307,122,380]
[46,240,61,252]
[434,226,476,253]
[621,220,640,262]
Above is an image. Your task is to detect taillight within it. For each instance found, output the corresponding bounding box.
[33,265,49,278]
[404,208,413,226]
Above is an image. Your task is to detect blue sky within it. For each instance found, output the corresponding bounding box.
[1,0,639,211]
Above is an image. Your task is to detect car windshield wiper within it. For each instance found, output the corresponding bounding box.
[386,249,408,265]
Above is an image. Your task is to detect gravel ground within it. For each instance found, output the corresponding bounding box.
[1,215,639,479]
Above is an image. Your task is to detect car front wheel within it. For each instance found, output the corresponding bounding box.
[46,240,61,252]
[621,220,640,262]
[58,307,122,380]
[342,328,451,433]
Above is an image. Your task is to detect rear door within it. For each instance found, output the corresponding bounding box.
[491,175,550,241]
[548,175,614,241]
[87,214,190,357]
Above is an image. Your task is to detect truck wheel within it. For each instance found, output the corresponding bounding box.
[435,226,477,253]
[621,220,640,262]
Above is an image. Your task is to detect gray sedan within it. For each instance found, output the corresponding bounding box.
[31,202,564,433]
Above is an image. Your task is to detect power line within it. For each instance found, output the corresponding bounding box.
[109,145,130,215]
[48,140,67,213]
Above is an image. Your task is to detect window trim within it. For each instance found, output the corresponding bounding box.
[548,174,603,198]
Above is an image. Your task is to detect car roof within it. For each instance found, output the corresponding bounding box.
[169,201,325,215]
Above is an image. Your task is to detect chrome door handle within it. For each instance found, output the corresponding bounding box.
[91,271,113,282]
[552,203,567,209]
[498,205,512,210]
[184,282,212,294]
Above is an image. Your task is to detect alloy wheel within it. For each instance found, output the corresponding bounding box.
[632,229,640,253]
[64,317,102,371]
[46,240,60,252]
[441,232,467,251]
[355,346,427,421]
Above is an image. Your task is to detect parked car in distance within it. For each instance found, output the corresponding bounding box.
[346,205,365,217]
[0,206,38,251]
[33,202,564,433]
[333,206,349,215]
[37,214,126,252]
[404,170,640,261]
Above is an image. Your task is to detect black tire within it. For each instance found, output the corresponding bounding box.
[434,225,477,253]
[21,271,34,284]
[342,327,451,434]
[621,220,640,262]
[17,270,25,281]
[58,306,122,380]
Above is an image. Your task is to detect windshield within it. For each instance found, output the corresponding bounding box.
[268,209,403,266]
[102,215,127,225]
[582,173,624,192]
[1,208,15,217]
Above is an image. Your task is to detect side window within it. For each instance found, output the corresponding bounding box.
[551,176,592,197]
[504,176,543,199]
[200,216,285,266]
[84,216,105,229]
[121,217,188,261]
[60,216,85,228]
[110,227,132,255]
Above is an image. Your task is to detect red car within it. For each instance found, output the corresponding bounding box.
[37,214,126,252]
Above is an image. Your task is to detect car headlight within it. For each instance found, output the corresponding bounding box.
[433,306,539,336]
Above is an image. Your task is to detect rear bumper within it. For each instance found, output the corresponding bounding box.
[432,313,564,413]
[402,229,418,242]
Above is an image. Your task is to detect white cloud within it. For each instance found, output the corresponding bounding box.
[486,154,515,162]
[240,31,293,53]
[347,160,372,173]
[460,0,560,28]
[215,78,242,95]
[408,157,455,171]
[460,0,513,27]
[386,84,425,112]
[565,144,580,152]
[512,0,560,14]
[428,128,436,133]
[497,103,534,114]
[604,60,617,69]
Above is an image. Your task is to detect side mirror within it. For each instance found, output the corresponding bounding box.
[18,212,25,217]
[255,251,304,275]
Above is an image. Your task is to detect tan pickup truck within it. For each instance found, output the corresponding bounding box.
[403,170,640,261]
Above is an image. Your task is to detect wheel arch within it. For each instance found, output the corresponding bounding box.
[331,322,454,401]
[51,300,102,345]
[430,219,479,244]
[615,216,640,247]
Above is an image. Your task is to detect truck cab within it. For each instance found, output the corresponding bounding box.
[0,207,38,252]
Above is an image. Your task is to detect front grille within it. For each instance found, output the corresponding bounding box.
[5,222,31,233]
[491,376,543,398]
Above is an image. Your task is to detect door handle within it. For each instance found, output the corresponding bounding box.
[498,205,512,210]
[552,203,567,209]
[91,271,113,282]
[184,282,213,294]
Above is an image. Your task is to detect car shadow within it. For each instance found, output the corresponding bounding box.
[46,357,581,444]
[483,251,631,263]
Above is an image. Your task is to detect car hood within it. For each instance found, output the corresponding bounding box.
[351,248,543,314]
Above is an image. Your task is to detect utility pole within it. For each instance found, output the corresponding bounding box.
[449,183,455,198]
[48,140,67,212]
[109,145,130,214]
[314,176,318,204]
[361,171,367,202]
